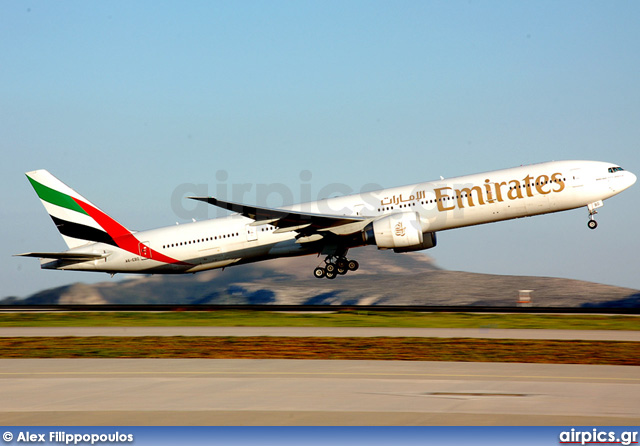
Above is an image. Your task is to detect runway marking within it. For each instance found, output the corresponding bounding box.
[1,371,639,381]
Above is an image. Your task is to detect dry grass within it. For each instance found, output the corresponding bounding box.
[1,336,638,365]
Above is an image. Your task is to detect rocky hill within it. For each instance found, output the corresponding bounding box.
[4,247,639,307]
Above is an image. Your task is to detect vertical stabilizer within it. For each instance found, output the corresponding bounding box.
[25,170,128,249]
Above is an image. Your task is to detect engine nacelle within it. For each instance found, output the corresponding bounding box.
[363,211,435,252]
[392,231,437,253]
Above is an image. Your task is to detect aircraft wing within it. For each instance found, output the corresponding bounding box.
[188,196,372,237]
[15,252,108,260]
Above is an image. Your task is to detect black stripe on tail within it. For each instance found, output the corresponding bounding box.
[50,216,118,247]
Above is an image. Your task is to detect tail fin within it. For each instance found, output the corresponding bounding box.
[26,170,130,249]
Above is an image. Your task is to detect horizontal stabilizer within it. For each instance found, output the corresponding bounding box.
[15,252,108,261]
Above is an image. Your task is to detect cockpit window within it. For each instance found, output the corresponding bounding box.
[608,167,624,173]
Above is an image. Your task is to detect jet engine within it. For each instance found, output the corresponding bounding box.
[392,231,437,253]
[363,211,437,252]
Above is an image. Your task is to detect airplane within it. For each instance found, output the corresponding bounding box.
[17,160,636,279]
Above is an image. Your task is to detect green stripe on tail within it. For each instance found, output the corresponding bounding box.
[27,176,88,215]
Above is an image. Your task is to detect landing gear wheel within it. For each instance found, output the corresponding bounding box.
[347,260,359,271]
[337,267,347,275]
[325,270,337,279]
[325,263,336,273]
[336,258,348,270]
[588,220,598,230]
[314,267,326,278]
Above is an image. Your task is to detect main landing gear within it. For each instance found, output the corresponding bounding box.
[313,256,359,279]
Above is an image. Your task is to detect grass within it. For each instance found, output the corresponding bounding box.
[2,311,636,364]
[0,311,638,330]
[0,336,638,365]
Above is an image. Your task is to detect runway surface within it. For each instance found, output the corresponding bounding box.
[0,359,638,425]
[1,326,639,340]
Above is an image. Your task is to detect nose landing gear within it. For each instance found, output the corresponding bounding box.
[313,256,359,279]
[587,200,603,230]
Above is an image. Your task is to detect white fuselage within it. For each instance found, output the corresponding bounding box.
[49,160,636,274]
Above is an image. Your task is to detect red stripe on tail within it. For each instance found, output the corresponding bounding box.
[72,198,189,266]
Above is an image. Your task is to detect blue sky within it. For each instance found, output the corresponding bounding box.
[2,1,640,299]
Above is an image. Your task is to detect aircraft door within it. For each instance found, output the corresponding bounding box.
[570,168,583,188]
[139,242,152,259]
[246,225,258,242]
[354,203,376,217]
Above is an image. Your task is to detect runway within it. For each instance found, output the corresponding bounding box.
[0,359,638,425]
[1,326,639,341]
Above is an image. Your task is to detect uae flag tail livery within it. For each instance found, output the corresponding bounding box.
[18,170,184,270]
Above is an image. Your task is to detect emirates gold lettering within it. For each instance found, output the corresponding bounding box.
[535,174,551,195]
[455,186,485,208]
[522,175,534,197]
[434,187,455,211]
[507,180,522,200]
[483,179,494,203]
[551,172,565,192]
[433,172,564,212]
[494,181,507,202]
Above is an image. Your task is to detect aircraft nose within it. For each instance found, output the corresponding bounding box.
[627,171,637,188]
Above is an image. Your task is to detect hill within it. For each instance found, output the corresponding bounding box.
[4,247,638,307]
